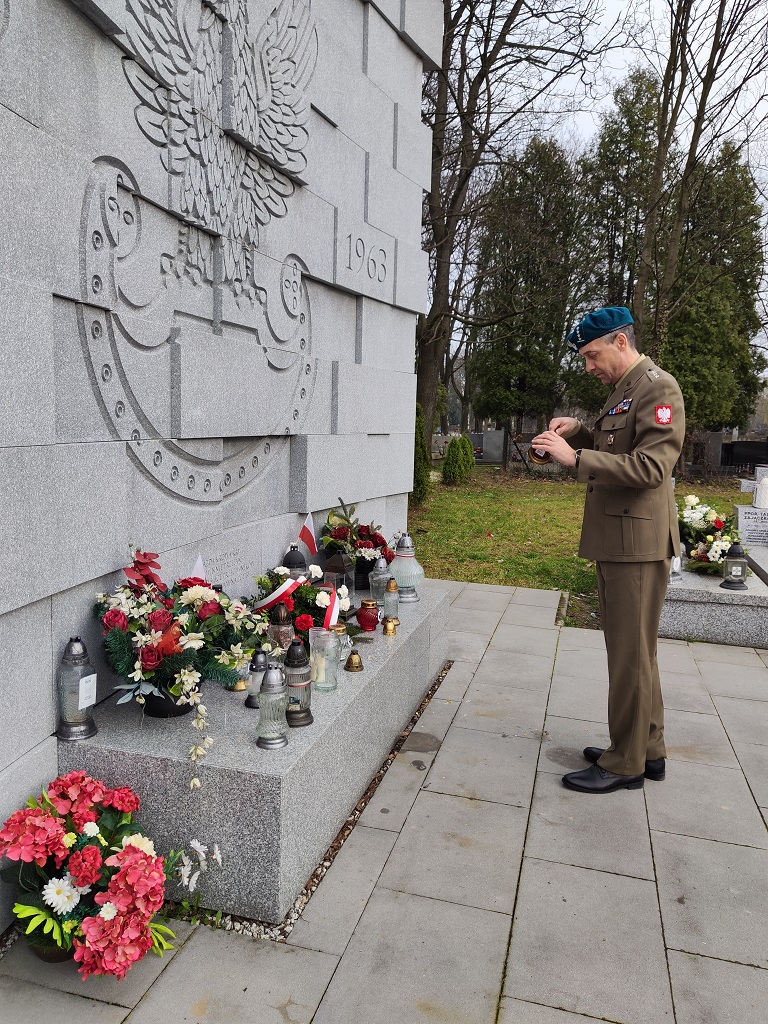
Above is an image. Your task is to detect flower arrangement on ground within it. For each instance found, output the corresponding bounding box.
[252,564,359,639]
[320,498,396,565]
[96,548,269,766]
[0,771,174,980]
[678,494,738,574]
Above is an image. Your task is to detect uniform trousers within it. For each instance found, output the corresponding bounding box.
[595,558,670,776]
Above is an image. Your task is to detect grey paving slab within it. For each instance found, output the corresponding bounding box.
[557,626,606,650]
[0,975,125,1024]
[697,661,768,700]
[646,759,768,847]
[538,716,611,776]
[505,858,674,1023]
[312,887,509,1024]
[509,587,562,608]
[653,830,768,968]
[463,582,517,594]
[435,659,475,699]
[456,681,547,738]
[123,927,338,1024]
[0,922,196,1008]
[712,695,768,748]
[657,642,699,674]
[472,648,555,691]
[668,950,768,1024]
[499,604,558,629]
[287,825,397,956]
[422,726,539,807]
[665,708,740,767]
[423,578,467,601]
[378,790,527,913]
[451,587,513,612]
[760,650,768,669]
[488,622,559,659]
[499,999,611,1024]
[735,742,768,805]
[359,747,438,832]
[444,629,490,665]
[690,642,765,667]
[547,673,608,724]
[446,604,503,637]
[552,646,609,680]
[525,770,654,879]
[660,673,716,714]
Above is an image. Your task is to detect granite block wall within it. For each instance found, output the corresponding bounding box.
[0,0,436,928]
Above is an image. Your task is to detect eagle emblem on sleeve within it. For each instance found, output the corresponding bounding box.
[655,405,673,425]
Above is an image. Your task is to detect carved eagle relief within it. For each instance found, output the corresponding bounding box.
[123,0,317,290]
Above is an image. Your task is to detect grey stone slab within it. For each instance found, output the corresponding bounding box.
[379,790,527,913]
[525,770,654,879]
[690,642,766,667]
[0,975,125,1024]
[499,1001,610,1024]
[646,760,768,848]
[355,295,418,371]
[735,743,768,805]
[304,279,358,365]
[451,587,512,612]
[653,830,768,967]
[435,660,475,700]
[365,6,424,112]
[711,695,768,748]
[505,858,674,1023]
[124,927,338,1024]
[446,605,503,637]
[288,825,397,956]
[0,442,129,617]
[422,726,539,807]
[547,674,608,725]
[0,277,55,446]
[488,623,559,659]
[498,603,559,629]
[312,887,509,1024]
[443,629,491,665]
[660,673,716,714]
[665,708,739,767]
[457,681,547,738]
[463,582,517,594]
[407,696,459,746]
[334,210,396,304]
[335,364,417,434]
[0,598,55,772]
[657,641,699,674]
[557,626,606,650]
[366,155,425,248]
[221,443,293,534]
[668,950,768,1024]
[0,739,59,930]
[473,648,554,692]
[552,645,609,680]
[0,921,196,1008]
[305,109,367,218]
[259,184,337,285]
[510,587,562,608]
[697,661,768,700]
[538,716,611,776]
[394,103,433,190]
[400,0,444,67]
[393,236,429,313]
[358,747,436,832]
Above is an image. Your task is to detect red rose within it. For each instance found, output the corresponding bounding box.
[283,597,295,612]
[161,598,175,609]
[198,601,223,620]
[102,609,129,633]
[330,526,349,540]
[383,547,395,564]
[295,614,315,632]
[139,647,163,671]
[371,532,387,548]
[176,576,209,590]
[714,518,724,530]
[147,609,173,632]
[68,845,103,888]
[358,525,370,537]
[356,539,374,549]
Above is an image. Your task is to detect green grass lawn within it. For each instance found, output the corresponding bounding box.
[409,467,744,628]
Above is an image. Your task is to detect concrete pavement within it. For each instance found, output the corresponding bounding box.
[2,579,768,1023]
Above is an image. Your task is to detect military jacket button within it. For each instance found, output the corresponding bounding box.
[588,485,593,492]
[588,474,595,481]
[623,508,630,514]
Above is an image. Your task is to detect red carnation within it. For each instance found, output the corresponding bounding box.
[102,609,129,633]
[139,647,163,671]
[176,576,209,590]
[103,786,140,813]
[714,518,724,530]
[69,844,103,887]
[283,596,295,612]
[358,525,371,537]
[147,609,173,632]
[383,547,395,564]
[198,600,223,620]
[295,614,315,632]
[330,526,349,540]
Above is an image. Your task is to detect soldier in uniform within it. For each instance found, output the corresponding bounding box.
[531,306,685,793]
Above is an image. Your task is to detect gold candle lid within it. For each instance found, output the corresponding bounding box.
[385,578,399,592]
[330,622,348,636]
[360,599,378,609]
[382,617,397,636]
[528,447,551,465]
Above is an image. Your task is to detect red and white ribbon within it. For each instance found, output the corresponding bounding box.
[251,575,307,612]
[321,586,340,629]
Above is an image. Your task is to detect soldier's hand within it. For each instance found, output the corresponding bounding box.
[531,431,578,467]
[549,416,579,436]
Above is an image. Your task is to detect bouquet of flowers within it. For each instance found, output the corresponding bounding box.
[678,494,738,575]
[320,498,396,566]
[252,564,358,639]
[0,771,174,980]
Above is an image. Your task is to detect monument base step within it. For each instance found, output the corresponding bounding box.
[58,585,450,923]
[747,545,768,586]
[661,569,768,648]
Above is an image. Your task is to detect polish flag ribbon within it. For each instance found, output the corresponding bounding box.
[299,512,318,556]
[321,586,340,629]
[251,575,307,611]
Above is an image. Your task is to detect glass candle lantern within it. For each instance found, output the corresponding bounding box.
[56,637,98,741]
[720,541,749,590]
[368,556,392,606]
[383,578,400,622]
[284,638,313,727]
[324,551,355,606]
[310,628,342,693]
[267,601,295,654]
[256,663,289,749]
[283,543,307,581]
[388,533,425,603]
[245,648,268,709]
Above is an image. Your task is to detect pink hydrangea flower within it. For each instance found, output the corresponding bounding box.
[0,807,69,868]
[68,844,103,888]
[102,787,140,813]
[74,911,154,980]
[47,771,106,818]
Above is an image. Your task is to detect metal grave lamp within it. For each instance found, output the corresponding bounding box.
[267,601,295,653]
[383,578,400,623]
[720,541,748,591]
[324,550,355,604]
[245,647,269,709]
[368,555,392,606]
[56,637,98,741]
[283,543,307,581]
[256,662,289,749]
[388,533,425,603]
[284,637,313,727]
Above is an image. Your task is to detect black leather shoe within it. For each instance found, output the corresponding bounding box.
[563,764,644,793]
[583,746,666,781]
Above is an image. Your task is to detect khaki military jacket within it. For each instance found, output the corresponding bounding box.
[569,356,685,563]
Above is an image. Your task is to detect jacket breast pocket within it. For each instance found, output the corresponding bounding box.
[603,496,658,556]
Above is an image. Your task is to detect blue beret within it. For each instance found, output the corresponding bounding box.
[567,307,634,352]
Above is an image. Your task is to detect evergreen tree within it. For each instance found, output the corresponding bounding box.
[411,403,431,506]
[442,438,466,485]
